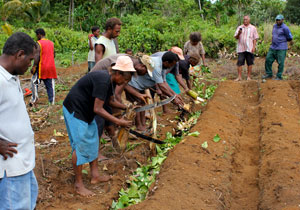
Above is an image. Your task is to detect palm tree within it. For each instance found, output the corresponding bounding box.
[0,0,42,21]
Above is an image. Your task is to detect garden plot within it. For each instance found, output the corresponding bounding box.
[129,80,300,210]
[21,58,300,210]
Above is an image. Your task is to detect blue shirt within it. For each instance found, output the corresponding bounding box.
[270,23,293,50]
[128,57,165,91]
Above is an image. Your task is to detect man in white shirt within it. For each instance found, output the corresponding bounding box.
[95,17,122,63]
[0,32,38,209]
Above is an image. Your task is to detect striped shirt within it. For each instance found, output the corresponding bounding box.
[235,24,259,53]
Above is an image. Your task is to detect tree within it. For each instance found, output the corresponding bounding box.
[284,0,300,25]
[0,0,41,22]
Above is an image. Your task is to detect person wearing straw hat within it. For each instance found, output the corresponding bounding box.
[124,55,156,132]
[90,53,150,160]
[62,56,135,196]
[127,52,184,115]
[263,14,293,80]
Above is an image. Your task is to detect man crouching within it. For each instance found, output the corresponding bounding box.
[63,56,135,196]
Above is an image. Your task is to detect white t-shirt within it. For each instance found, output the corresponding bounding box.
[0,65,35,178]
[88,36,98,62]
[95,36,117,59]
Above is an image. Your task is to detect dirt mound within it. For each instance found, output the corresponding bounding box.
[128,80,300,210]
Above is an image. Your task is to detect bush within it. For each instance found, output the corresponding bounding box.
[0,26,88,66]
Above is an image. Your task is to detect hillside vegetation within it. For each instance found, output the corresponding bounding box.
[0,0,299,66]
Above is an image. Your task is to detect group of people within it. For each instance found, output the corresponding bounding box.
[0,13,294,209]
[234,14,293,81]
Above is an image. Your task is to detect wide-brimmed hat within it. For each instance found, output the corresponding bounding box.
[140,55,154,77]
[170,46,185,60]
[112,56,136,72]
[275,14,284,20]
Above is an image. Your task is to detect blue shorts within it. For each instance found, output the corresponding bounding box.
[63,106,99,166]
[0,170,38,210]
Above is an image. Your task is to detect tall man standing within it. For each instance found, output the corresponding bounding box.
[263,15,293,80]
[234,15,259,81]
[0,32,38,209]
[95,18,122,63]
[30,28,57,105]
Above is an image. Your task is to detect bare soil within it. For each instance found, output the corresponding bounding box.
[20,57,300,209]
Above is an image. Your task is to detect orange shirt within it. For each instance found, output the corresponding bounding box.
[37,38,57,79]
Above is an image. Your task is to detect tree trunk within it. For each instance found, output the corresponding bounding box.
[68,0,71,28]
[71,0,74,29]
[198,0,204,20]
[68,0,74,29]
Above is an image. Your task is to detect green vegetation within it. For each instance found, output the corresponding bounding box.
[0,0,299,67]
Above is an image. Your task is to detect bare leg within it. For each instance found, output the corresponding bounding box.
[136,112,146,131]
[106,125,119,149]
[162,104,171,113]
[235,66,242,81]
[90,159,111,184]
[72,151,95,196]
[247,65,252,80]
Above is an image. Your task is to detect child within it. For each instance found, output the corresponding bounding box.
[88,26,100,72]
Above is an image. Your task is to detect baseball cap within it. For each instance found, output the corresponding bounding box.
[170,46,185,60]
[275,14,284,20]
[112,56,136,72]
[140,55,154,77]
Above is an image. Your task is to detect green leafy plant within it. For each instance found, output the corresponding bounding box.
[213,134,221,143]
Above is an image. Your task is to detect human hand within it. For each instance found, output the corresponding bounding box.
[156,88,162,96]
[251,47,256,53]
[138,94,150,104]
[88,34,94,39]
[174,95,184,107]
[118,118,133,128]
[0,139,18,160]
[31,66,36,74]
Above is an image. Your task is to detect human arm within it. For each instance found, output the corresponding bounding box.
[157,82,184,106]
[183,42,188,55]
[234,27,243,39]
[0,138,18,160]
[186,79,192,89]
[124,85,149,104]
[252,39,257,53]
[88,34,94,50]
[175,74,189,92]
[108,95,127,110]
[201,54,207,66]
[114,84,126,102]
[94,98,132,127]
[95,44,105,63]
[198,42,207,66]
[31,44,40,74]
[284,27,293,42]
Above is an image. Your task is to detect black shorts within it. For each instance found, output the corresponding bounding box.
[237,52,254,66]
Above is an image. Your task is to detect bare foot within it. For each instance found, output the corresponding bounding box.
[247,77,251,81]
[75,184,95,197]
[136,126,146,131]
[91,175,111,184]
[98,154,109,162]
[234,77,241,81]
